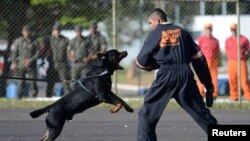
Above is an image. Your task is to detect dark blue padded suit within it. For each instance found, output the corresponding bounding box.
[136,23,217,141]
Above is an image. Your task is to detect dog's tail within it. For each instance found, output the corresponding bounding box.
[30,105,51,118]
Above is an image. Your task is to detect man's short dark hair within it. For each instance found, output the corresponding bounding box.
[89,21,98,29]
[148,8,167,22]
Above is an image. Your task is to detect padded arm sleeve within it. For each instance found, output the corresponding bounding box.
[136,29,160,71]
[191,56,213,89]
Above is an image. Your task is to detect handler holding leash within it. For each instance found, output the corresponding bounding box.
[136,8,217,141]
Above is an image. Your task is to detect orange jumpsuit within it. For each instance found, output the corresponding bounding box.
[197,35,220,97]
[225,35,250,101]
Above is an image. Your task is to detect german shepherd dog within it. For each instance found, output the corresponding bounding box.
[30,49,134,141]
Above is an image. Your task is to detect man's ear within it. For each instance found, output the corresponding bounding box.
[156,18,161,24]
[97,53,106,59]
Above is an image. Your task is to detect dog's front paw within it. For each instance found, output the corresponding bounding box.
[110,103,122,113]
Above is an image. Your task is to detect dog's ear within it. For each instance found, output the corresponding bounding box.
[97,53,106,59]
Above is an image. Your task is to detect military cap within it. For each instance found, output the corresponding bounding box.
[22,25,31,32]
[40,37,50,45]
[89,21,98,29]
[204,23,212,30]
[230,23,237,30]
[74,25,83,31]
[53,22,61,30]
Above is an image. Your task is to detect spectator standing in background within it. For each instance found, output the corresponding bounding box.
[67,25,91,79]
[225,23,250,101]
[197,23,220,99]
[11,25,39,99]
[46,22,71,97]
[86,21,108,63]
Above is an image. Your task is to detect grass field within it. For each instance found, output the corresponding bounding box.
[1,69,250,110]
[1,97,250,110]
[1,70,250,109]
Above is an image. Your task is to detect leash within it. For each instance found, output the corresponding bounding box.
[65,70,109,97]
[0,70,109,83]
[0,76,61,82]
[0,70,109,98]
[63,70,109,94]
[75,80,92,94]
[62,70,109,83]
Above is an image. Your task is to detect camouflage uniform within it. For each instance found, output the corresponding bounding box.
[87,32,107,53]
[11,31,39,98]
[87,21,108,54]
[46,24,71,97]
[68,34,90,79]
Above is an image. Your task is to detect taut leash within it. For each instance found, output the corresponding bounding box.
[62,70,108,83]
[63,70,109,94]
[0,76,61,82]
[0,70,109,97]
[0,70,109,83]
[64,70,109,98]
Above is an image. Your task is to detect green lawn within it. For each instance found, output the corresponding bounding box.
[1,97,250,110]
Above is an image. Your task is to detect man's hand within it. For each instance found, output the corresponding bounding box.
[68,51,77,63]
[205,86,214,108]
[83,52,97,64]
[24,59,31,69]
[10,63,17,70]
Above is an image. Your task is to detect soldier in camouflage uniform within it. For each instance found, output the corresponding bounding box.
[11,25,39,99]
[67,25,91,79]
[46,22,71,97]
[86,21,108,62]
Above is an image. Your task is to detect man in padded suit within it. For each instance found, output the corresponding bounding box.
[136,8,217,141]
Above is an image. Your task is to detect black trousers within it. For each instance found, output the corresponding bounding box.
[136,64,217,141]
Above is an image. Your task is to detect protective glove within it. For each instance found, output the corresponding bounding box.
[205,85,214,108]
[191,54,214,107]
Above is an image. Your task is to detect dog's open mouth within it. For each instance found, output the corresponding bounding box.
[117,51,127,70]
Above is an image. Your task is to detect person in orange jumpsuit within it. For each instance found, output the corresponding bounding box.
[225,23,250,101]
[197,23,220,99]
